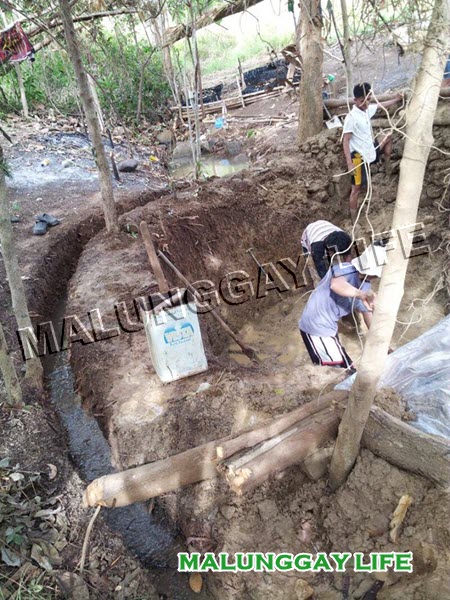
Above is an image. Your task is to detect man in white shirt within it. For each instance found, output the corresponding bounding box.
[343,82,402,223]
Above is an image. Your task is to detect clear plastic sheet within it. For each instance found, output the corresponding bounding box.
[336,315,450,438]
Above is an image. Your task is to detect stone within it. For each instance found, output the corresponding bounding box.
[258,499,278,520]
[172,141,193,160]
[366,513,389,538]
[373,570,402,586]
[156,129,174,145]
[426,185,444,199]
[323,156,334,170]
[55,572,90,600]
[301,447,333,480]
[220,505,236,520]
[224,140,242,157]
[117,159,139,173]
[62,159,74,168]
[295,579,314,600]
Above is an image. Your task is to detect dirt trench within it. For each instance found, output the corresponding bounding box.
[63,124,450,599]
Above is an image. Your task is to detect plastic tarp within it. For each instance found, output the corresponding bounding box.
[336,315,450,438]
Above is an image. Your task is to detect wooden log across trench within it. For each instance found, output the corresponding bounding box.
[83,391,450,508]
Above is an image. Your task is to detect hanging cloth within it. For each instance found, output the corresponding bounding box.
[0,23,35,65]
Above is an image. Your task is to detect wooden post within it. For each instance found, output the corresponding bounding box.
[236,75,245,108]
[140,222,169,294]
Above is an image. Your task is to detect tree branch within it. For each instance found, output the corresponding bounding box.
[161,0,264,48]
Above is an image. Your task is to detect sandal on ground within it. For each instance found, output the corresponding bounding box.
[33,219,49,236]
[35,213,60,227]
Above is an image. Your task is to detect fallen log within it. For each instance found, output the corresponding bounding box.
[223,409,339,495]
[362,406,450,487]
[83,391,344,508]
[323,93,401,110]
[83,392,450,508]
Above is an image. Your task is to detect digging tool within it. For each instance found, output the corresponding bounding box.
[247,247,285,302]
[140,221,169,294]
[323,101,342,130]
[247,248,290,315]
[157,250,261,364]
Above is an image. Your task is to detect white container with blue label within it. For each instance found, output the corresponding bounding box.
[143,301,208,382]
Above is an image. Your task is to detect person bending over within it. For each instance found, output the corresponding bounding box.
[301,220,352,281]
[299,243,386,370]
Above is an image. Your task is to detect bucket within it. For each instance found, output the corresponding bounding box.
[143,301,208,383]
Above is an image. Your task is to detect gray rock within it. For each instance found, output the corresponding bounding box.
[224,140,242,157]
[117,159,139,173]
[220,505,236,520]
[301,447,333,480]
[172,141,194,160]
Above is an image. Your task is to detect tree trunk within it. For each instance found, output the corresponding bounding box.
[0,147,43,389]
[329,0,450,490]
[297,0,324,143]
[14,64,29,118]
[0,319,22,407]
[58,0,118,233]
[339,0,352,93]
[161,0,264,48]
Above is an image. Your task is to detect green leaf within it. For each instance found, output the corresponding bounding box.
[9,472,24,482]
[0,457,10,468]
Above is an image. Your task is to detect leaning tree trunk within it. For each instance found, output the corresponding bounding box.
[58,0,118,233]
[298,0,324,143]
[0,147,43,389]
[0,319,22,407]
[329,0,450,490]
[339,0,352,93]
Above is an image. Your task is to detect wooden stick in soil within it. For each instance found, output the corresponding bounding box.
[157,249,261,363]
[140,222,169,294]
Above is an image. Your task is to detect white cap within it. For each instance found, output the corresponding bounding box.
[351,244,387,277]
